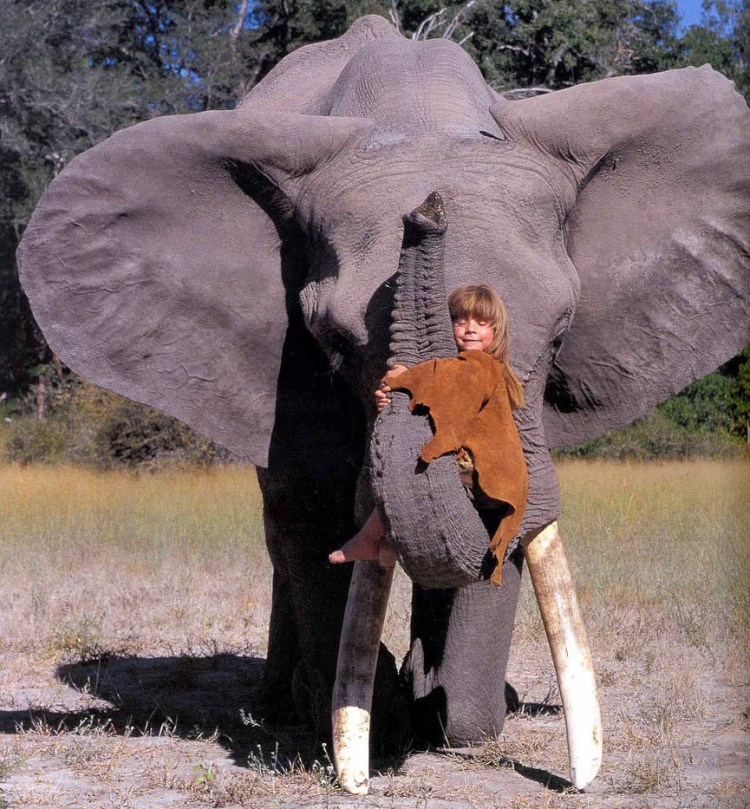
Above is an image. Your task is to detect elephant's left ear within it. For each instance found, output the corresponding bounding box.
[491,67,750,447]
[17,109,371,465]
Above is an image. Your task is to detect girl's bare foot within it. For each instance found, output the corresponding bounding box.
[328,530,381,563]
[328,508,386,564]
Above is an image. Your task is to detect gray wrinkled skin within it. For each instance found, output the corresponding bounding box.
[17,16,750,745]
[371,195,506,590]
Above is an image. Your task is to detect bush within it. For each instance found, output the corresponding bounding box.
[91,396,232,470]
[4,416,67,464]
[555,409,745,461]
[2,373,234,470]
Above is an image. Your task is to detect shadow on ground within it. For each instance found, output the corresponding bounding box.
[1,654,566,791]
[0,654,340,773]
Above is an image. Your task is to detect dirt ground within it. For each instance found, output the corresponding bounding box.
[1,579,748,808]
[1,462,748,807]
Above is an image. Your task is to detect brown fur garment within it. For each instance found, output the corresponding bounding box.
[388,350,528,584]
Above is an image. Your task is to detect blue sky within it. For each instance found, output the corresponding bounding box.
[675,0,705,30]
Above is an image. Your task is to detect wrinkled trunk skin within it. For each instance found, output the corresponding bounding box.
[368,194,557,743]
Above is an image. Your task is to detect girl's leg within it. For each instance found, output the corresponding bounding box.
[329,508,385,563]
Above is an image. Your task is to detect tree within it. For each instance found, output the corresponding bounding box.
[381,0,682,90]
[676,0,749,97]
[0,0,253,394]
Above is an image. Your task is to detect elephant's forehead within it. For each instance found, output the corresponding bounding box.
[298,136,579,374]
[303,135,573,240]
[326,37,498,132]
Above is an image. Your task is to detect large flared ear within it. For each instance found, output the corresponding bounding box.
[17,109,372,465]
[491,67,750,447]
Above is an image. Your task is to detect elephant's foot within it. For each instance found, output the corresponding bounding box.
[261,649,409,753]
[411,681,519,746]
[407,678,511,746]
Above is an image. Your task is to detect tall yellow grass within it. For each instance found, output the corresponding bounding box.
[0,464,265,559]
[512,460,749,677]
[557,459,748,608]
[0,460,747,665]
[0,465,269,658]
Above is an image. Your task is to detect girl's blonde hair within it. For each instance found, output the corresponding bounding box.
[448,285,525,409]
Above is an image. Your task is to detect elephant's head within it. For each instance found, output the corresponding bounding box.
[16,13,750,794]
[19,16,750,505]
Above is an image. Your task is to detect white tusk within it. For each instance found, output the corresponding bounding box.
[522,521,602,790]
[332,548,395,795]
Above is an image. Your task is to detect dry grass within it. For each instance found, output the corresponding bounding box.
[0,459,748,807]
[0,465,270,659]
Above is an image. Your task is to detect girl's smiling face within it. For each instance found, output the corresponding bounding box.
[452,315,495,352]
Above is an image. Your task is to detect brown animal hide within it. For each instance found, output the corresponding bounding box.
[388,350,528,584]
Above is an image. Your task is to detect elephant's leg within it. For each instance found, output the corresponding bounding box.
[260,479,409,742]
[403,549,523,745]
[260,507,357,730]
[258,566,301,722]
[256,321,406,740]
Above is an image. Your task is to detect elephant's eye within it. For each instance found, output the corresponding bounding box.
[479,130,505,142]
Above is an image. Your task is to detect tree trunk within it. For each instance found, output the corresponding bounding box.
[36,373,46,420]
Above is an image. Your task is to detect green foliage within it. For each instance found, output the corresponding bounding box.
[246,0,351,84]
[380,0,682,90]
[731,346,750,436]
[675,0,750,98]
[90,394,231,470]
[659,348,750,440]
[659,371,736,433]
[5,416,68,465]
[2,371,231,469]
[555,408,743,461]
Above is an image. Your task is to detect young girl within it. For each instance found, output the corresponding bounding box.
[328,284,524,565]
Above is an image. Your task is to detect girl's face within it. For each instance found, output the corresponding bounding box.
[452,314,495,352]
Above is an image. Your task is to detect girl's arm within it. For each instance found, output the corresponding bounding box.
[375,365,408,411]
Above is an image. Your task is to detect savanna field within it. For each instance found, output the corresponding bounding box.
[0,460,747,808]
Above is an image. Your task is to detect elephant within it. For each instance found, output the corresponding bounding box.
[17,13,750,793]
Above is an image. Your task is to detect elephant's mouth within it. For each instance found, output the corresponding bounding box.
[332,193,602,796]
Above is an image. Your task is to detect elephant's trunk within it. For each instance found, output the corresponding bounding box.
[372,192,498,588]
[388,191,456,366]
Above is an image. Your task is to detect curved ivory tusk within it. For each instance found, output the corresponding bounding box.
[522,521,602,790]
[332,549,395,795]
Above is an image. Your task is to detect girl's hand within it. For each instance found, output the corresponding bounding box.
[375,384,391,411]
[375,365,408,411]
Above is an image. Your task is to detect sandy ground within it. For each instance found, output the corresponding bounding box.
[1,586,748,808]
[1,461,748,807]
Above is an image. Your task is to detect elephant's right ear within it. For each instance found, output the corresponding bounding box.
[18,110,371,465]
